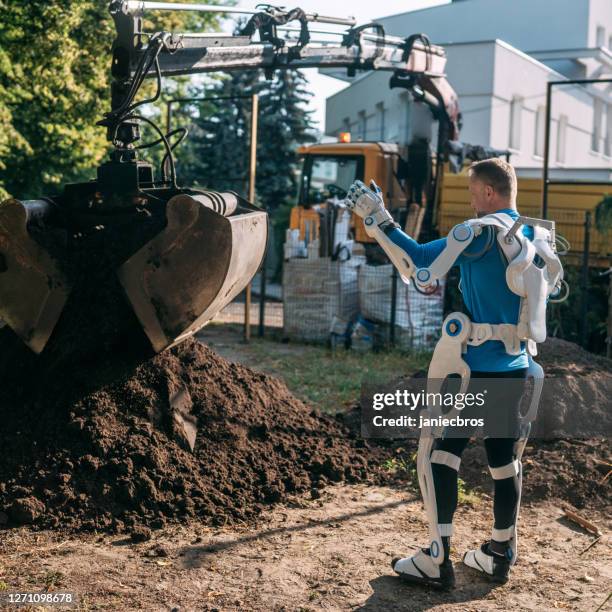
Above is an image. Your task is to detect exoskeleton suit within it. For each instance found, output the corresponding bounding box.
[346,179,567,587]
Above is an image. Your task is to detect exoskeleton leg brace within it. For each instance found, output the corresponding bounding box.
[418,314,545,565]
[360,200,563,567]
[506,356,543,564]
[418,313,472,564]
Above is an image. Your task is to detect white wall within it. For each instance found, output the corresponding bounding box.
[325,72,414,143]
[325,39,612,179]
[440,41,497,146]
[325,41,498,147]
[378,0,590,54]
[588,0,612,48]
[490,42,610,173]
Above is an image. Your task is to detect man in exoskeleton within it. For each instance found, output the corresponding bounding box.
[345,159,565,589]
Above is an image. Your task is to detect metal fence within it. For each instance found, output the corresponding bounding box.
[212,253,446,353]
[211,208,610,356]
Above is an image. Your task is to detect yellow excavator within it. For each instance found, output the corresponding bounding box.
[0,1,462,357]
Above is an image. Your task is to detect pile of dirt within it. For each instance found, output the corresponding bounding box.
[530,337,612,439]
[457,438,611,509]
[509,337,610,507]
[537,336,612,374]
[1,210,389,535]
[0,330,379,534]
[344,335,612,509]
[0,283,609,535]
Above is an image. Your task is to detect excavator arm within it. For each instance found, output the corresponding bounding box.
[106,0,460,144]
[0,1,461,357]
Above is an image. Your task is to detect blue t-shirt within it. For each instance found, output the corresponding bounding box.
[387,208,533,372]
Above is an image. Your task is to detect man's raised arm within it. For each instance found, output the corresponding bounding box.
[345,180,493,284]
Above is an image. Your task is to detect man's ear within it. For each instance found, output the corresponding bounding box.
[485,184,494,200]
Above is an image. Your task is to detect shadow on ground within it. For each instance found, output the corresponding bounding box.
[359,566,499,611]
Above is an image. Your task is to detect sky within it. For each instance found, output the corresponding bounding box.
[230,0,451,132]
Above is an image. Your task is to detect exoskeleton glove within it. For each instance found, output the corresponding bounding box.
[345,180,398,232]
[346,179,414,283]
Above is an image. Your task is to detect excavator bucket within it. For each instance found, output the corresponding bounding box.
[118,193,268,352]
[0,199,69,354]
[0,190,267,357]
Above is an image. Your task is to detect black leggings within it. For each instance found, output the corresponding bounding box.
[431,368,528,538]
[433,437,519,533]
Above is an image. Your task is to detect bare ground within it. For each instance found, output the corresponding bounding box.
[1,328,610,611]
[1,484,610,612]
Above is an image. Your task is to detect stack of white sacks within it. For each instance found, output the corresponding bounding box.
[282,204,444,349]
[282,207,362,342]
[358,264,445,350]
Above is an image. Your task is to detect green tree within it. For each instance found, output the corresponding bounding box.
[175,69,317,209]
[0,0,226,200]
[173,69,317,277]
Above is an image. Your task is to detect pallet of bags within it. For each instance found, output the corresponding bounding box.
[283,258,361,343]
[357,263,445,350]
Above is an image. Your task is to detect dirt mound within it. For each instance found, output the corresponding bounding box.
[342,335,612,509]
[528,337,612,439]
[459,335,611,507]
[457,438,611,509]
[537,336,612,375]
[0,316,609,535]
[0,331,376,534]
[454,337,611,507]
[0,212,384,536]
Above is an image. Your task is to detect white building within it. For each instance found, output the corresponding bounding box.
[323,0,612,180]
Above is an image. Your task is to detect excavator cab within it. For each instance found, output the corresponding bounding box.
[291,142,408,245]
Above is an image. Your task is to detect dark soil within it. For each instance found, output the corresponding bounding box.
[459,438,611,509]
[537,336,612,375]
[511,338,611,507]
[0,309,609,535]
[1,207,384,535]
[0,330,379,534]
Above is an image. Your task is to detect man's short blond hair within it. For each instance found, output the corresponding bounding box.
[468,158,517,201]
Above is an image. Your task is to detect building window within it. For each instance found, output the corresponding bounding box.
[376,102,386,141]
[509,96,523,150]
[556,115,567,164]
[596,25,605,47]
[592,98,603,152]
[534,105,545,157]
[358,110,367,141]
[605,104,612,157]
[608,34,612,51]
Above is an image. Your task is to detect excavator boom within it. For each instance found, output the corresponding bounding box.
[109,0,459,137]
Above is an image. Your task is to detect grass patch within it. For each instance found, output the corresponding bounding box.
[382,451,419,487]
[245,338,430,414]
[43,571,64,589]
[457,477,480,505]
[383,452,480,503]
